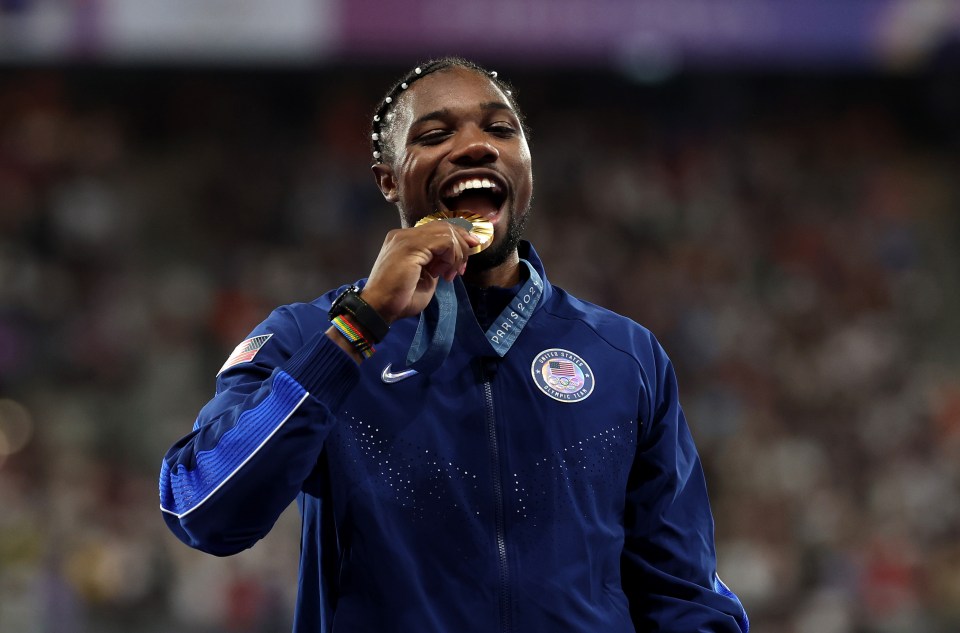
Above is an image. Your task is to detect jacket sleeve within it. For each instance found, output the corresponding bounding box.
[159,304,359,556]
[621,335,749,632]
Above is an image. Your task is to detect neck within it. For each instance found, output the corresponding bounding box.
[462,250,521,288]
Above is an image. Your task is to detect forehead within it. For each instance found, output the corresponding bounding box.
[393,67,515,127]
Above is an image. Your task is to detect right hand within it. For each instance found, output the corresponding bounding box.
[359,221,481,325]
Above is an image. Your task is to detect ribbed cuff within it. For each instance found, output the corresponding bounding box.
[282,332,360,411]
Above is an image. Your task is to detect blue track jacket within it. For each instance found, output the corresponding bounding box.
[160,242,749,633]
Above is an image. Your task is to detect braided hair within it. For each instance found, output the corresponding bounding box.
[369,56,526,166]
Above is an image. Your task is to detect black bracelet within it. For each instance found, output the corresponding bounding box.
[328,285,390,343]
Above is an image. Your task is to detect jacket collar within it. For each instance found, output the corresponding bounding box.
[518,240,553,310]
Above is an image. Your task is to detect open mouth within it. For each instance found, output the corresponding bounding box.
[439,176,507,219]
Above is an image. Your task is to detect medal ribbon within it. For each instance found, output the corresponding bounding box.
[406,259,543,373]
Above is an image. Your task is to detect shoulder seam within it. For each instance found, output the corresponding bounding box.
[539,305,649,374]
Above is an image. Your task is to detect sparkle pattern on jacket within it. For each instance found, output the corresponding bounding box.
[160,242,749,633]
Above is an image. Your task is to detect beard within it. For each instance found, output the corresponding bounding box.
[468,203,530,272]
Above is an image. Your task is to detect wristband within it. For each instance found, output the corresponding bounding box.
[328,285,390,343]
[331,314,376,359]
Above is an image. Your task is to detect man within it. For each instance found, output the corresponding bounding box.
[160,57,749,633]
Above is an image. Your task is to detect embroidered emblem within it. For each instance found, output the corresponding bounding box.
[531,348,595,403]
[381,363,418,384]
[218,334,273,375]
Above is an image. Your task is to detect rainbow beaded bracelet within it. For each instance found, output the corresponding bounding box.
[331,313,376,359]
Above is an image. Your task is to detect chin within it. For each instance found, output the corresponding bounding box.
[469,243,512,272]
[470,214,527,272]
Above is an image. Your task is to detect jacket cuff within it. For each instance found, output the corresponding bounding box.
[282,332,359,411]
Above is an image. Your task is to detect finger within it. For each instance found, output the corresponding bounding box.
[431,226,465,281]
[462,230,481,247]
[418,220,481,249]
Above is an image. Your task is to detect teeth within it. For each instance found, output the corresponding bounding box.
[444,177,500,198]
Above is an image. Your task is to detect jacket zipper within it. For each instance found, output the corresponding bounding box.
[483,366,511,633]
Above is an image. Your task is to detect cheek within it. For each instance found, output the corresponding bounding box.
[395,153,433,224]
[398,153,428,194]
[514,148,534,206]
[395,156,418,201]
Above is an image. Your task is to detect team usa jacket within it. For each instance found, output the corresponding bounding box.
[160,242,749,633]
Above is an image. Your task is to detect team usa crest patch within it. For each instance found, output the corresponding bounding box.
[531,348,595,403]
[218,334,273,375]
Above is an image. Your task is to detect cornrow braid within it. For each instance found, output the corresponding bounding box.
[370,56,525,166]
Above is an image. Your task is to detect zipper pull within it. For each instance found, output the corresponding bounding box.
[481,357,500,380]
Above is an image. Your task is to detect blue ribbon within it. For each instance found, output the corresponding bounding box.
[405,277,461,373]
[406,260,543,374]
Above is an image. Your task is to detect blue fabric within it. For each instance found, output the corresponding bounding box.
[160,370,307,517]
[483,259,542,356]
[407,259,543,373]
[159,242,749,632]
[716,575,750,632]
[405,277,460,373]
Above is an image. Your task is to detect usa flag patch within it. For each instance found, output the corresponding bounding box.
[531,348,595,403]
[218,334,273,375]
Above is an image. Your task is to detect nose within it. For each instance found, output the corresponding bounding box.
[449,127,499,165]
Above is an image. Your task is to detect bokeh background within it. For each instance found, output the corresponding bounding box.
[2,1,960,632]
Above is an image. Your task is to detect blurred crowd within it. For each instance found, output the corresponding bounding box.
[1,66,958,633]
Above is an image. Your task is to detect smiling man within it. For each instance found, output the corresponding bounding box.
[160,57,749,633]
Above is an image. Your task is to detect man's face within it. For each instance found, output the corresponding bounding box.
[373,67,533,270]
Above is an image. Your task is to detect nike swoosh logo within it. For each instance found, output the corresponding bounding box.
[381,363,418,384]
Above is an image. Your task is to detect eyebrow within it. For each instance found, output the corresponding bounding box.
[411,102,515,128]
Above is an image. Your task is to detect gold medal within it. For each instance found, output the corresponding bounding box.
[415,211,494,255]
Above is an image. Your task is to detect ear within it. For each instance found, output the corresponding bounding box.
[372,163,399,203]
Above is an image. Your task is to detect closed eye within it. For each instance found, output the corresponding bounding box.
[416,129,451,145]
[488,124,518,138]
